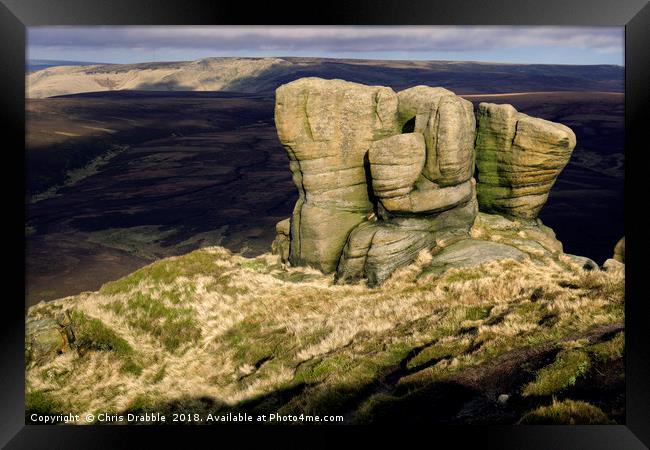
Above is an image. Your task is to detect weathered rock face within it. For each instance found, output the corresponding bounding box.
[271,218,291,264]
[613,237,625,263]
[566,254,599,271]
[474,103,576,219]
[337,197,478,286]
[333,86,479,285]
[422,239,528,277]
[274,78,577,286]
[275,78,400,272]
[396,86,476,188]
[25,311,75,367]
[469,212,564,256]
[602,258,624,272]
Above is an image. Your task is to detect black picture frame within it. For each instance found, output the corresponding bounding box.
[2,0,648,447]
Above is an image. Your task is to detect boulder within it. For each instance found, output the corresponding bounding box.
[602,258,624,272]
[25,310,75,367]
[367,133,426,200]
[470,212,563,256]
[475,103,576,219]
[271,218,291,264]
[613,237,625,263]
[422,239,528,277]
[337,193,478,286]
[565,254,599,271]
[397,86,476,187]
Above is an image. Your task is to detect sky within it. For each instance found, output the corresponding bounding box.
[27,26,624,66]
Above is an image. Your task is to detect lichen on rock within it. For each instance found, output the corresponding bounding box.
[26,310,76,367]
[474,102,576,219]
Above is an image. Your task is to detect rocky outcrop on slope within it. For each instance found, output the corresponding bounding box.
[25,311,75,367]
[271,218,291,265]
[601,237,625,272]
[336,86,479,285]
[613,237,625,263]
[273,78,578,285]
[25,245,625,425]
[275,78,400,272]
[474,103,576,219]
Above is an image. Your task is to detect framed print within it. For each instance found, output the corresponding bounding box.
[1,0,648,448]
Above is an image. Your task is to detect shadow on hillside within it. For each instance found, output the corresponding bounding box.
[110,375,618,426]
[24,322,625,425]
[110,334,624,425]
[113,379,489,425]
[133,79,196,91]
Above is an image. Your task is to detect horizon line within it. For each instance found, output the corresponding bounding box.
[27,56,625,68]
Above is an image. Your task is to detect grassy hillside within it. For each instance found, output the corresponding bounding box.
[26,242,624,425]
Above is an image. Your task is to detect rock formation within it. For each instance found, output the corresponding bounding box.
[336,86,479,285]
[474,103,576,219]
[602,237,625,272]
[565,254,599,271]
[273,78,578,286]
[602,258,624,272]
[25,311,75,367]
[271,218,290,265]
[275,78,399,273]
[613,237,625,263]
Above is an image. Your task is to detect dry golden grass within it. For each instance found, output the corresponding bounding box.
[26,243,624,424]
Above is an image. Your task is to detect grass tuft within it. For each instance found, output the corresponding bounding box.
[519,399,613,424]
[26,390,64,420]
[100,249,229,295]
[71,310,142,375]
[588,332,624,363]
[104,293,200,352]
[522,349,590,397]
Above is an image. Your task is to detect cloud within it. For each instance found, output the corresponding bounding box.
[28,26,623,54]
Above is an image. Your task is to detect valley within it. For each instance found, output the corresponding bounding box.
[25,59,624,306]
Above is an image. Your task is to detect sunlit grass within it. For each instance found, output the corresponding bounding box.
[25,243,624,423]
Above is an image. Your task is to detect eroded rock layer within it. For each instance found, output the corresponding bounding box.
[275,78,400,272]
[474,103,576,219]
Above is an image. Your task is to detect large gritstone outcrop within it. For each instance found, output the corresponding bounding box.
[275,78,400,272]
[336,86,478,286]
[273,78,577,286]
[474,103,576,219]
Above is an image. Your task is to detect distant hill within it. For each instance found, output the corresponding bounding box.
[26,57,624,98]
[27,59,112,73]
